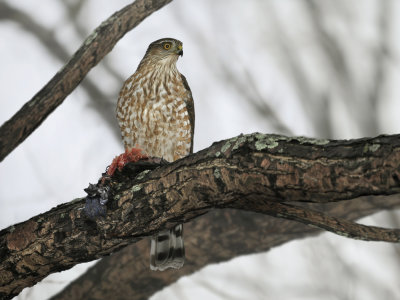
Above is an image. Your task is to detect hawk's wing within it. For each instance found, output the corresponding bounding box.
[180,73,195,153]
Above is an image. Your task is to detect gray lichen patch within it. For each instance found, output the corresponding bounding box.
[254,134,281,150]
[136,170,151,180]
[213,168,222,179]
[220,132,331,153]
[220,134,249,154]
[294,136,330,145]
[253,133,331,151]
[84,31,98,46]
[131,184,142,192]
[363,143,381,153]
[232,135,248,151]
[221,141,232,153]
[369,144,381,152]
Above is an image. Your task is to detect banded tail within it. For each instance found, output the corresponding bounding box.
[150,224,185,271]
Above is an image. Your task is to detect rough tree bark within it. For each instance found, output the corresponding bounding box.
[1,132,400,299]
[52,196,400,300]
[0,0,173,162]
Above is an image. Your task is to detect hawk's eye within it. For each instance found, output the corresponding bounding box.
[163,43,171,50]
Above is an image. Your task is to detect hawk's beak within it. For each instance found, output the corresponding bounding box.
[177,44,183,56]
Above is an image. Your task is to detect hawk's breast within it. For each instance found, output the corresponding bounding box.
[117,70,193,162]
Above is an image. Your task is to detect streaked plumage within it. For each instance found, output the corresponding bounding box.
[116,38,194,271]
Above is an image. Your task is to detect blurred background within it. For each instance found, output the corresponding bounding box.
[1,0,400,299]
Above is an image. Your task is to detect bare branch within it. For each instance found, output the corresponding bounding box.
[61,0,126,84]
[0,1,121,137]
[238,201,400,242]
[0,0,173,162]
[1,132,400,299]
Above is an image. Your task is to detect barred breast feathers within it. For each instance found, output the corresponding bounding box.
[116,52,193,161]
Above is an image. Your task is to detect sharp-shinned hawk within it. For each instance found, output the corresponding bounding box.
[116,38,194,271]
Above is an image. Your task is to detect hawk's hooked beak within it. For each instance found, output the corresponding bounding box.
[177,44,183,56]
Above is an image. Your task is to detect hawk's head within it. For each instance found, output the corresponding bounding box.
[139,38,183,68]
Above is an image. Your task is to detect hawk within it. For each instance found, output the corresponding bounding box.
[116,38,194,271]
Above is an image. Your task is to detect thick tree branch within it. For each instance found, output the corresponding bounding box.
[53,196,400,300]
[0,0,173,162]
[1,132,400,299]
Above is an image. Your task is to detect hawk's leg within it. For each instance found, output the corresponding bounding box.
[107,148,148,176]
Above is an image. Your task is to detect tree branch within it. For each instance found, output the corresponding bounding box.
[0,1,121,139]
[0,0,173,162]
[238,201,400,242]
[1,132,400,299]
[52,196,400,300]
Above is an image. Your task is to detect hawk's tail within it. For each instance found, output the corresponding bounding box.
[150,224,185,271]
